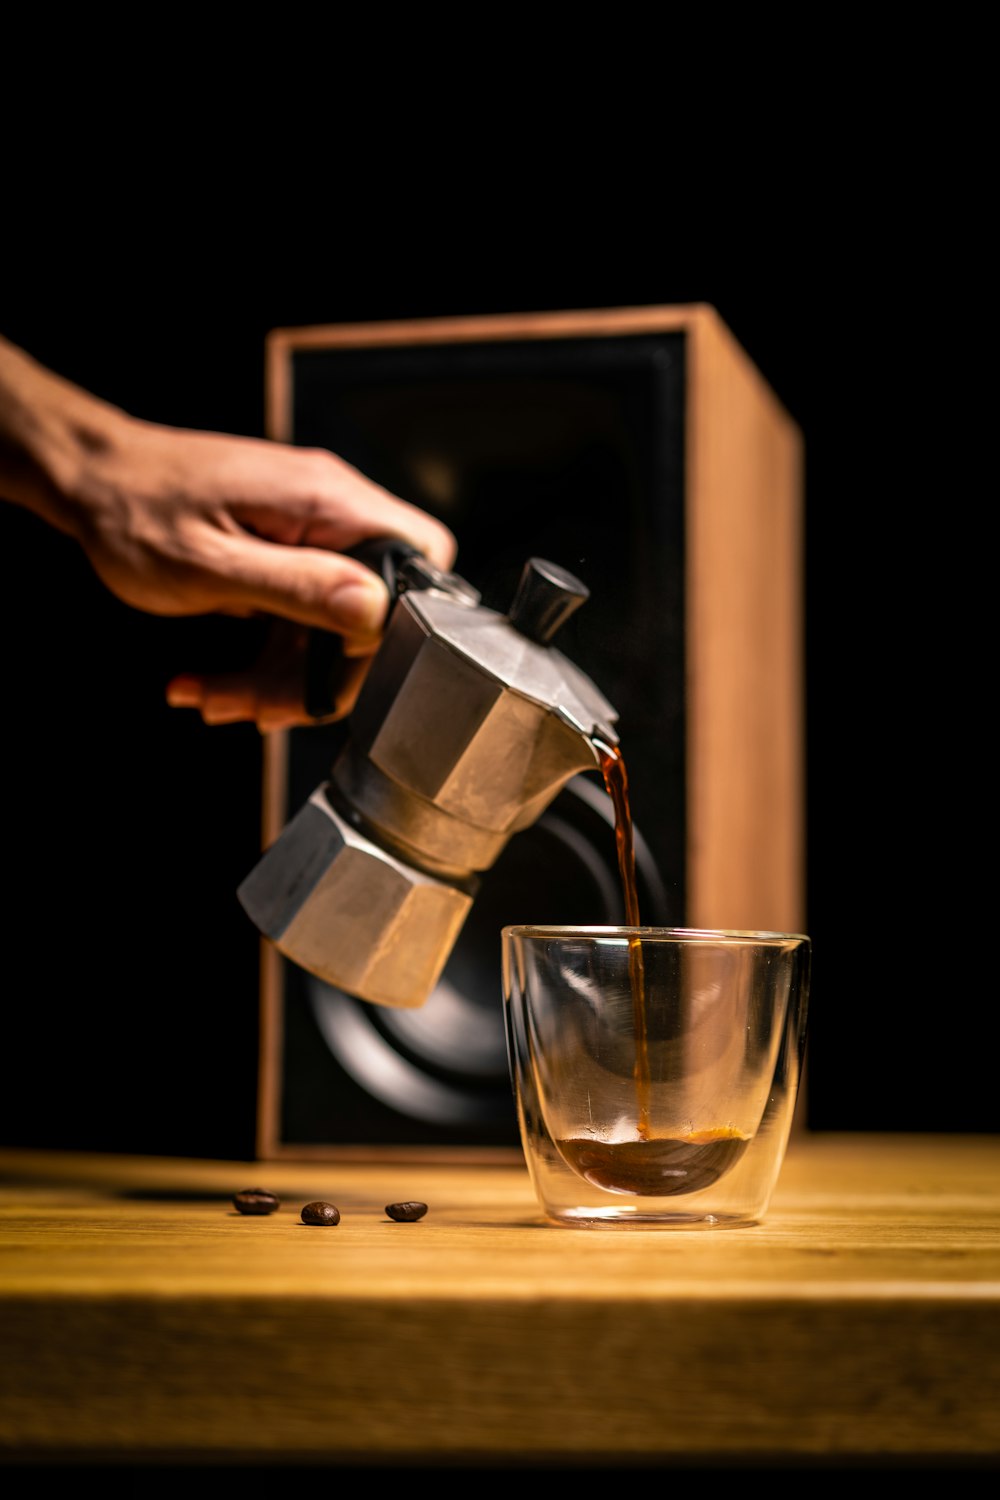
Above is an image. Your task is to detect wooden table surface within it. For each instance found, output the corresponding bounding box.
[1,1133,999,1470]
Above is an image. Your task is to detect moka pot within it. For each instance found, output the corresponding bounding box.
[237,543,619,1009]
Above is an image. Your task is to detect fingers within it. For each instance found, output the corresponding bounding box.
[376,507,458,574]
[166,621,376,729]
[166,674,271,727]
[202,541,394,646]
[296,447,459,573]
[321,566,391,657]
[167,669,329,731]
[222,442,459,579]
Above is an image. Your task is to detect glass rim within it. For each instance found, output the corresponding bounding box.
[501,924,810,945]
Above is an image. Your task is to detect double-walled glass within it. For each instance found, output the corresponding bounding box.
[502,926,810,1228]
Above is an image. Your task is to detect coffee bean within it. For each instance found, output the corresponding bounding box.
[233,1188,280,1216]
[386,1201,428,1222]
[301,1201,341,1226]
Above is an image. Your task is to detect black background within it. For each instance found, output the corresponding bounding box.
[0,182,985,1157]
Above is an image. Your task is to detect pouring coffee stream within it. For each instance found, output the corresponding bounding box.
[566,736,752,1195]
[593,736,652,1135]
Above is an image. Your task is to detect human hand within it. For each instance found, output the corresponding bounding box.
[0,335,456,728]
[110,419,456,728]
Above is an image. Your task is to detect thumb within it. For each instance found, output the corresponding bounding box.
[322,564,393,654]
[213,540,392,644]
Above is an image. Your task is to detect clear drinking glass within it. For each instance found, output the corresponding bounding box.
[502,925,810,1228]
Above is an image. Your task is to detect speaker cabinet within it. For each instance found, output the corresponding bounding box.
[253,305,805,1161]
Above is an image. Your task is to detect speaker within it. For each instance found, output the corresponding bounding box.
[253,305,805,1160]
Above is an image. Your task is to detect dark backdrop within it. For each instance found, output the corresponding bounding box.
[0,225,982,1154]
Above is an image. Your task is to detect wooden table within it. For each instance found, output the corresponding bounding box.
[1,1134,999,1470]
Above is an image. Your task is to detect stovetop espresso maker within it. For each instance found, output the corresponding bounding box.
[237,540,619,1009]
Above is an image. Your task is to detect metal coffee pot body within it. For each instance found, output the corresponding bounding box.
[238,546,619,1009]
